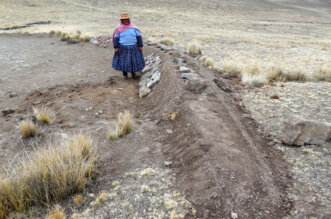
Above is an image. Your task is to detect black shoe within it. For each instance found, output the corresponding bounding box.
[131,72,136,79]
[123,72,128,80]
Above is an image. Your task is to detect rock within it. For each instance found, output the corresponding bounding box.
[180,73,193,79]
[142,65,152,73]
[213,79,232,92]
[221,72,230,79]
[1,109,15,116]
[179,66,191,73]
[139,87,151,98]
[164,161,172,166]
[281,119,331,146]
[231,212,238,219]
[185,78,207,92]
[233,96,242,101]
[160,44,172,51]
[61,37,69,41]
[147,42,157,46]
[174,57,185,64]
[67,39,81,44]
[270,94,279,99]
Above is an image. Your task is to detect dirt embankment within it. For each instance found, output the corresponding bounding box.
[0,34,292,218]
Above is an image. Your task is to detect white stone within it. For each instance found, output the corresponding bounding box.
[179,66,191,73]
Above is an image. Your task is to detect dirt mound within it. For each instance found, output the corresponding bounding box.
[0,34,292,218]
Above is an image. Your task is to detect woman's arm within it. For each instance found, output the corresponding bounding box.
[135,29,143,51]
[113,33,120,53]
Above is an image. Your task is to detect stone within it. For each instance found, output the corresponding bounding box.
[139,87,151,98]
[233,96,242,101]
[174,57,185,64]
[179,66,191,73]
[185,78,208,92]
[221,72,230,79]
[147,42,157,46]
[270,94,279,99]
[213,79,232,92]
[164,161,172,166]
[160,44,172,51]
[281,119,331,146]
[180,73,193,79]
[67,39,81,44]
[142,65,152,73]
[1,109,15,116]
[61,37,69,41]
[231,212,238,219]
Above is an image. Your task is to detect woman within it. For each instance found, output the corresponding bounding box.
[112,12,145,79]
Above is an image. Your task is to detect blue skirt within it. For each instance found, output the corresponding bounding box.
[112,45,145,73]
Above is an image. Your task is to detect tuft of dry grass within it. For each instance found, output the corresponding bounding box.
[61,32,69,38]
[33,107,55,124]
[187,40,202,56]
[76,30,81,35]
[55,31,62,36]
[80,35,91,42]
[48,205,66,219]
[268,67,308,82]
[95,190,107,205]
[204,57,214,67]
[0,134,96,218]
[69,34,81,40]
[19,120,40,138]
[159,39,174,46]
[108,111,132,140]
[222,61,242,77]
[73,194,84,205]
[50,30,55,35]
[241,72,268,86]
[313,66,331,82]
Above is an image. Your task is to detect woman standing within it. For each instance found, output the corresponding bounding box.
[112,12,145,79]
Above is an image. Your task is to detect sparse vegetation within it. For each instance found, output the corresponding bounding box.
[80,35,91,42]
[55,31,62,36]
[313,66,331,82]
[19,120,40,138]
[222,61,242,77]
[61,32,69,38]
[48,205,66,219]
[204,57,214,67]
[95,190,107,205]
[73,194,84,205]
[70,35,80,40]
[33,107,55,124]
[187,40,202,56]
[159,39,174,46]
[76,30,81,35]
[108,111,132,140]
[50,30,55,35]
[0,134,96,217]
[268,68,308,82]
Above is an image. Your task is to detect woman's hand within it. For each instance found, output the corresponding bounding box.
[139,47,143,52]
[115,48,119,54]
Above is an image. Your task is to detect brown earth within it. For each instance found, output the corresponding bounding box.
[0,34,292,218]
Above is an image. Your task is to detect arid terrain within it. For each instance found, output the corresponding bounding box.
[0,0,330,218]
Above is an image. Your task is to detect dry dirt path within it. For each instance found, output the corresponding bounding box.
[0,34,291,218]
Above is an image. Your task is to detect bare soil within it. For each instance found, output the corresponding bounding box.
[0,34,292,218]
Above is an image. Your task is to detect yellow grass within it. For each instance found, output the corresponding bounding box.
[19,120,40,138]
[313,66,331,82]
[76,30,81,35]
[73,195,84,205]
[0,134,96,218]
[204,57,214,67]
[222,61,242,77]
[159,39,174,46]
[95,190,107,205]
[70,35,81,40]
[48,205,66,219]
[268,68,308,82]
[187,40,202,56]
[33,107,55,124]
[80,35,91,42]
[108,111,132,140]
[55,31,62,36]
[61,32,69,38]
[50,30,55,35]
